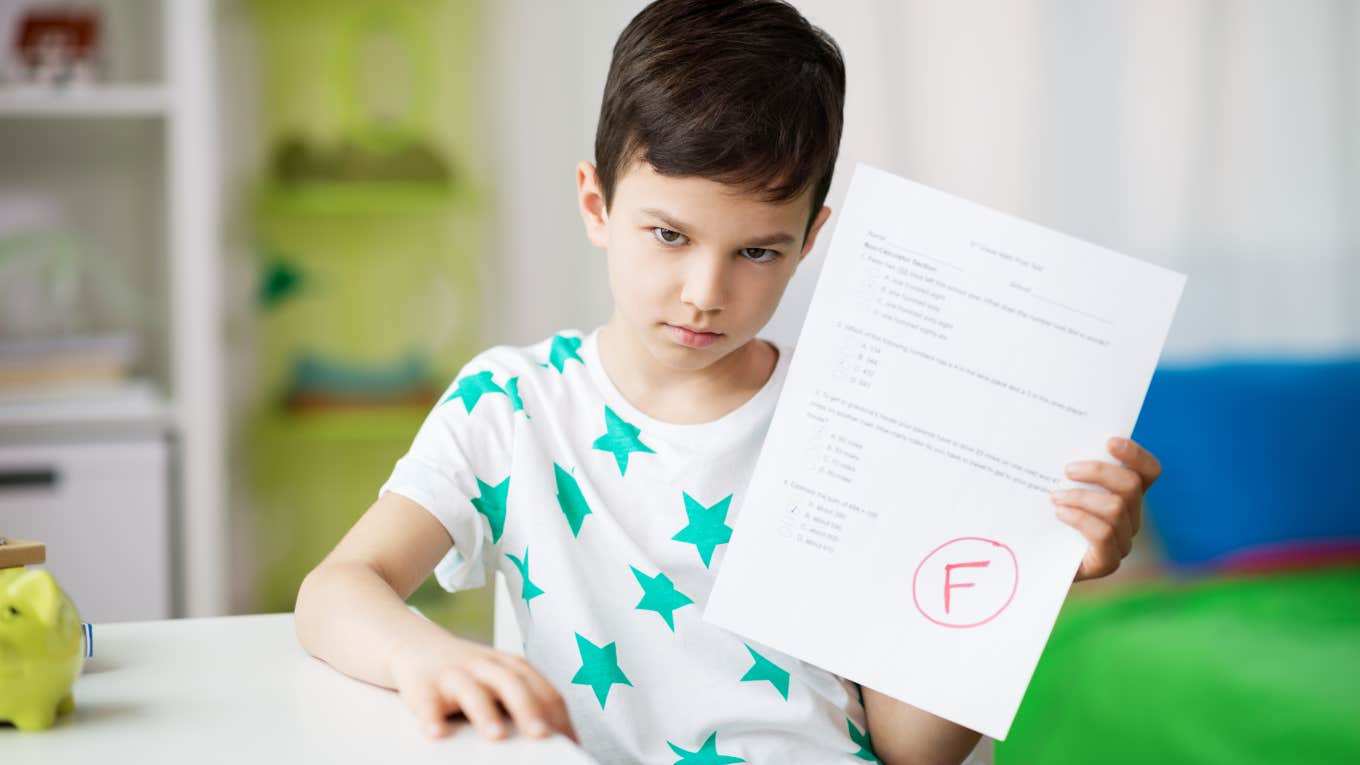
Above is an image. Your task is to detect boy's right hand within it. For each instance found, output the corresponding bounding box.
[388,631,576,743]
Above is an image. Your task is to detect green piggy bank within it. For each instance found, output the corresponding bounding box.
[0,567,84,731]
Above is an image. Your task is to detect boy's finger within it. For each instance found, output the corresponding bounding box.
[468,661,551,739]
[1108,437,1162,489]
[399,681,451,739]
[1055,503,1130,564]
[1051,489,1133,555]
[1059,464,1143,536]
[1063,461,1142,497]
[438,671,507,740]
[501,657,576,742]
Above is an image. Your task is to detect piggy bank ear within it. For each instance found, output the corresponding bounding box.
[11,569,64,627]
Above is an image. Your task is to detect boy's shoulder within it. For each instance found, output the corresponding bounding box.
[438,328,592,414]
[459,327,589,378]
[433,328,591,423]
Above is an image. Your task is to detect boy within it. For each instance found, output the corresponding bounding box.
[294,1,1162,762]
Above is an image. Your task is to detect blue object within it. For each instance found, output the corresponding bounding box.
[289,351,430,397]
[1131,357,1360,567]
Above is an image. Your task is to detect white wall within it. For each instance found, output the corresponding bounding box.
[481,0,1359,361]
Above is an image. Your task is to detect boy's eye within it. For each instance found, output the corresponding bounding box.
[651,227,780,263]
[652,227,687,245]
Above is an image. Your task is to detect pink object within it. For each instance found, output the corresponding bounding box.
[1205,539,1360,576]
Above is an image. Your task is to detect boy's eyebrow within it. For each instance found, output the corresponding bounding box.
[640,207,798,247]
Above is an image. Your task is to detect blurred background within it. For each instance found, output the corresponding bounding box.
[0,1,1355,761]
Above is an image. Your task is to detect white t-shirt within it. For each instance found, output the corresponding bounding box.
[380,327,880,764]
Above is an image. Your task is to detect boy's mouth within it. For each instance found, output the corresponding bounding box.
[665,323,723,349]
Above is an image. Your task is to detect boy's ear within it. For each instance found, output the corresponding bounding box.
[577,161,610,250]
[798,205,833,263]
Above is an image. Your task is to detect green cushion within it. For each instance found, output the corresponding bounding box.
[997,566,1360,764]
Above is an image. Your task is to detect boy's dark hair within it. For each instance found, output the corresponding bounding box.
[595,0,846,237]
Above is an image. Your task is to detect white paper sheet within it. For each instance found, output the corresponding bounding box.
[704,163,1186,740]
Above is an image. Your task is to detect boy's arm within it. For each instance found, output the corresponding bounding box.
[294,491,575,741]
[294,490,456,689]
[862,686,982,765]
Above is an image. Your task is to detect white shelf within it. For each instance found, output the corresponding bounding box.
[0,379,171,432]
[0,0,226,617]
[0,85,169,117]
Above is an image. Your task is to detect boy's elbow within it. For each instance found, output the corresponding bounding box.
[293,564,331,655]
[863,687,983,765]
[878,743,982,765]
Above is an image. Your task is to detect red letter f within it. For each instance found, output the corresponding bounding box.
[944,560,990,614]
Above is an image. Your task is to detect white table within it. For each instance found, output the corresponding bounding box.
[1,613,598,764]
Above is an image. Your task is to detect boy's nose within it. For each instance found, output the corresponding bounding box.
[679,253,729,313]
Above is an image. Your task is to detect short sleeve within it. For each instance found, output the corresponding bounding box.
[378,350,520,592]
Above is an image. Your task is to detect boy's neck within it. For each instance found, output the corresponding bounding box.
[596,316,778,425]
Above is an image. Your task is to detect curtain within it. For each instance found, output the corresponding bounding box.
[485,0,1358,363]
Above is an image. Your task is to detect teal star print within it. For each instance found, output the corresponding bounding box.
[471,476,510,543]
[505,375,529,418]
[506,547,544,610]
[544,333,584,373]
[672,492,735,568]
[571,632,631,708]
[739,644,790,700]
[848,718,880,762]
[442,370,507,413]
[666,731,745,764]
[553,463,593,537]
[592,405,655,475]
[630,566,693,631]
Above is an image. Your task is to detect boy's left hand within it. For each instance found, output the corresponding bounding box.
[1051,437,1162,581]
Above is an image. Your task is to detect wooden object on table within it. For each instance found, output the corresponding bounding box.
[0,537,46,568]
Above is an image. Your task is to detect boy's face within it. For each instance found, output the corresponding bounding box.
[577,158,832,373]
